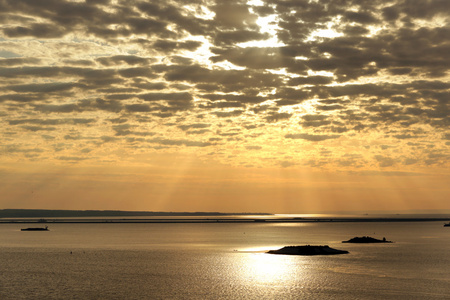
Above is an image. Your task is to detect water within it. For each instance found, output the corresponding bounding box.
[1,221,450,299]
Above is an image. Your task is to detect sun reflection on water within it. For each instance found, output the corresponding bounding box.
[237,252,302,285]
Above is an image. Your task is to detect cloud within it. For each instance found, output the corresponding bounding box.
[147,137,213,147]
[9,118,96,126]
[211,47,293,69]
[57,156,89,161]
[118,67,156,78]
[300,115,331,127]
[374,155,396,168]
[21,126,57,132]
[265,112,292,122]
[152,40,202,52]
[125,104,152,112]
[2,145,44,154]
[0,57,41,66]
[96,55,153,66]
[245,145,262,150]
[139,92,193,102]
[178,123,211,131]
[3,24,67,38]
[35,104,80,113]
[6,82,78,93]
[285,133,340,142]
[288,76,333,86]
[213,110,245,118]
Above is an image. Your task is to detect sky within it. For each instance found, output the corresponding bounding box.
[0,0,449,213]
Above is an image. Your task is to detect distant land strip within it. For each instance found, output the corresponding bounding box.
[0,209,270,218]
[2,218,450,224]
[1,210,450,224]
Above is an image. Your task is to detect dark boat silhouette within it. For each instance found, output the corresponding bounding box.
[267,245,349,255]
[21,226,49,231]
[342,236,392,243]
[444,223,450,227]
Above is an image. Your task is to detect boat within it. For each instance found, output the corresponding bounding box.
[267,245,349,255]
[444,223,450,227]
[342,236,392,243]
[21,226,49,231]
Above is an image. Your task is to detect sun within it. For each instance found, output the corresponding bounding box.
[238,1,285,48]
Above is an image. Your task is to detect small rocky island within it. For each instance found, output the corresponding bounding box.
[267,245,349,255]
[21,226,49,231]
[342,236,392,243]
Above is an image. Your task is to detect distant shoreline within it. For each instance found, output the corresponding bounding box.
[1,209,450,224]
[0,209,270,218]
[2,217,450,224]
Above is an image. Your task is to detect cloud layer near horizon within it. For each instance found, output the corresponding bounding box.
[0,0,449,172]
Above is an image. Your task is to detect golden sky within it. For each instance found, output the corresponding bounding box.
[0,0,449,213]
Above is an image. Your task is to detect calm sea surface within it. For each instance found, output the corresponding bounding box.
[1,219,450,299]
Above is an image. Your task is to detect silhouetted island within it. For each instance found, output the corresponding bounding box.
[21,226,49,231]
[267,245,349,255]
[342,236,392,243]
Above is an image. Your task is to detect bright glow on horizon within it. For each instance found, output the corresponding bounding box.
[0,0,448,213]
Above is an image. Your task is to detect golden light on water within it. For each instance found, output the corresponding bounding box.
[238,253,300,285]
